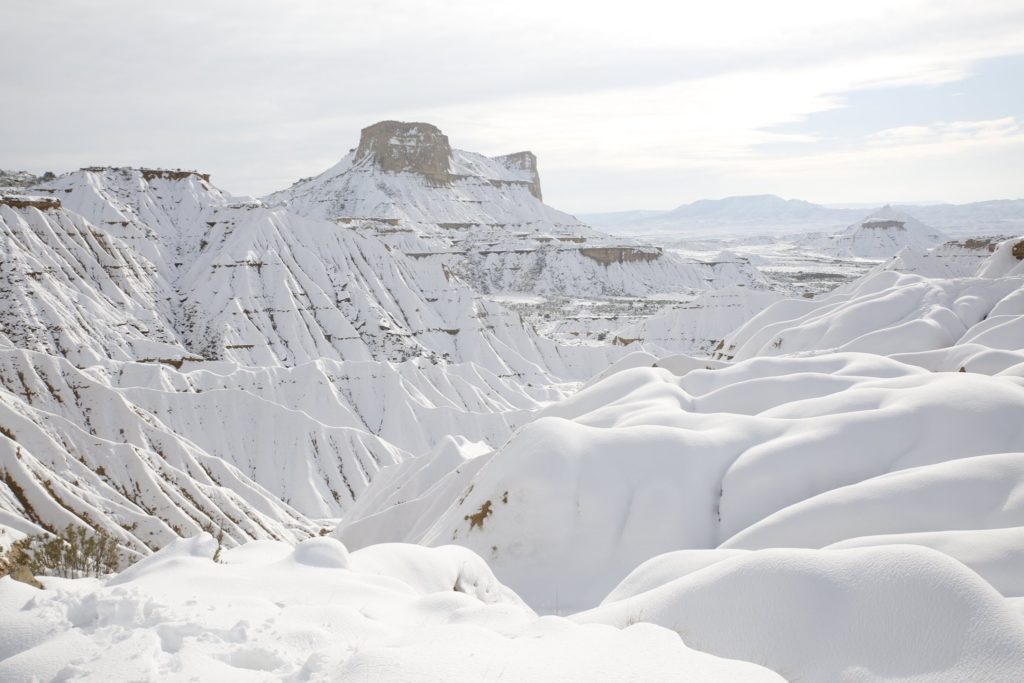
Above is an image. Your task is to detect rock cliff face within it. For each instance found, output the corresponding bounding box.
[493,151,542,200]
[579,246,661,265]
[354,121,452,181]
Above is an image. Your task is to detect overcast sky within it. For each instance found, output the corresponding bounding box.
[2,1,1023,211]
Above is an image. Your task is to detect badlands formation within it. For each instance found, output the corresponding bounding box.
[1,121,1023,681]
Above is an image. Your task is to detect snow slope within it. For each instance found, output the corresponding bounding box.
[333,353,1024,611]
[23,169,623,377]
[0,348,316,557]
[613,286,783,356]
[0,183,606,548]
[0,535,783,682]
[874,236,1010,278]
[0,171,633,552]
[818,205,948,259]
[579,545,1024,683]
[719,245,1024,373]
[0,197,183,366]
[723,452,1024,559]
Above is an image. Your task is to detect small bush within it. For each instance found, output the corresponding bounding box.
[1,525,120,583]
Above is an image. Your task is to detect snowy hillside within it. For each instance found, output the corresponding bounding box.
[612,286,783,356]
[718,237,1024,372]
[874,236,1010,278]
[0,165,637,559]
[815,205,947,259]
[265,121,573,237]
[265,122,767,298]
[332,353,1024,608]
[0,170,50,193]
[323,350,1024,681]
[10,167,628,378]
[0,196,183,366]
[0,536,785,682]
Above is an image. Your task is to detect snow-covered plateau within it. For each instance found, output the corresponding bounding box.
[2,120,1024,681]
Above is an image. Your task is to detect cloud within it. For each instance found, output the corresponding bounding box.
[865,117,1022,147]
[1,0,1022,206]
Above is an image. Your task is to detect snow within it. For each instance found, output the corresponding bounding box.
[817,205,947,259]
[722,452,1024,558]
[2,122,1024,681]
[333,353,1024,617]
[0,535,782,682]
[613,286,783,355]
[579,545,1024,683]
[720,266,1024,370]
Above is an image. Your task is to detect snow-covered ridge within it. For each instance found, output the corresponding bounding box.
[332,352,1024,610]
[873,235,1012,278]
[717,238,1024,372]
[15,165,628,375]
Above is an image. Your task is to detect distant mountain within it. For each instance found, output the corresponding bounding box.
[894,199,1024,235]
[583,194,1024,237]
[662,194,845,222]
[580,194,863,236]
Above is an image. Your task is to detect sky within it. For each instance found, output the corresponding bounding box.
[2,0,1023,212]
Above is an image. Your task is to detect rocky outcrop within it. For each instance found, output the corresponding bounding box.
[355,121,452,181]
[140,168,211,183]
[957,237,1003,252]
[0,195,61,210]
[75,167,212,183]
[1012,239,1024,261]
[580,246,662,265]
[493,151,542,200]
[861,219,906,230]
[0,170,50,191]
